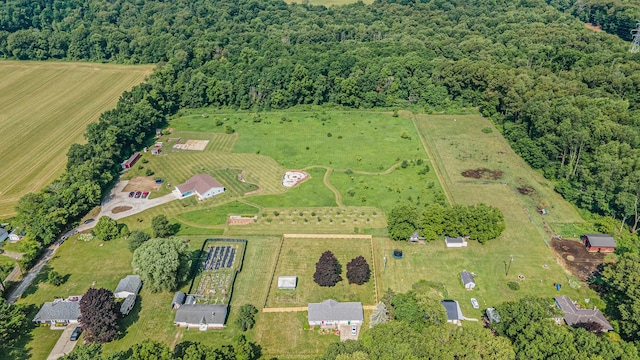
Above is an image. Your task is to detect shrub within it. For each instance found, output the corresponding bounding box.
[141,158,149,164]
[482,127,493,134]
[145,169,154,176]
[47,271,65,286]
[507,281,520,290]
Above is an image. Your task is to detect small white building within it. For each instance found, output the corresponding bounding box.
[114,275,142,299]
[308,299,363,329]
[278,276,297,290]
[461,270,476,290]
[173,174,225,201]
[441,300,464,326]
[445,236,468,248]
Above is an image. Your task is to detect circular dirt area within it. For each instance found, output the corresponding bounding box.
[566,255,575,261]
[461,168,503,180]
[112,206,133,214]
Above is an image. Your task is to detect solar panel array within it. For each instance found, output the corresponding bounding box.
[203,245,236,270]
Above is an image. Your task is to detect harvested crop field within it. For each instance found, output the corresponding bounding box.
[0,61,153,217]
[550,238,606,281]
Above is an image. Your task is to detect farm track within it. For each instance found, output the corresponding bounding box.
[0,61,152,217]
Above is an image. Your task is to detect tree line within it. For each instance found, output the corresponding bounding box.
[3,0,640,249]
[387,203,505,243]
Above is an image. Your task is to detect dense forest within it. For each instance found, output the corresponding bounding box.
[3,0,640,248]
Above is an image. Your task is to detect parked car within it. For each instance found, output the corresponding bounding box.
[471,298,479,309]
[70,327,82,341]
[142,191,149,199]
[134,191,142,198]
[129,192,135,198]
[83,218,94,224]
[351,325,357,336]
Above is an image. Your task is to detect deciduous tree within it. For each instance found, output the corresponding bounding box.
[92,217,120,241]
[313,250,342,287]
[151,215,174,238]
[132,237,191,292]
[346,256,370,285]
[79,288,119,343]
[127,230,151,252]
[235,304,258,331]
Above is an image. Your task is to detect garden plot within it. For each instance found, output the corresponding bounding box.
[190,241,245,305]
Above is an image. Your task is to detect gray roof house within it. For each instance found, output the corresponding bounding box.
[441,300,463,326]
[174,304,228,330]
[555,296,613,332]
[172,291,186,310]
[33,301,81,325]
[461,270,476,290]
[120,294,136,316]
[0,228,8,242]
[308,299,364,328]
[114,275,142,299]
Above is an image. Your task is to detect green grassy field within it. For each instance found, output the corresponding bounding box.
[266,237,376,307]
[15,110,597,359]
[0,61,153,218]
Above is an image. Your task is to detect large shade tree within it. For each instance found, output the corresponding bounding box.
[346,256,370,285]
[0,298,27,356]
[313,250,342,287]
[79,288,119,343]
[92,217,120,241]
[132,237,191,293]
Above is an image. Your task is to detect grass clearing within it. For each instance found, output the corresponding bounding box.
[249,167,336,208]
[266,236,375,308]
[0,61,152,218]
[178,201,259,226]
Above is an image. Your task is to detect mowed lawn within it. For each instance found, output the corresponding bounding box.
[267,237,376,308]
[394,114,596,318]
[0,61,152,217]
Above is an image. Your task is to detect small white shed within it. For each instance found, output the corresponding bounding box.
[278,276,297,290]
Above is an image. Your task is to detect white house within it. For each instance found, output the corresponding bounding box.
[461,270,476,290]
[174,304,228,330]
[33,301,81,325]
[114,275,142,299]
[173,174,225,201]
[445,236,467,248]
[308,299,363,329]
[278,276,297,290]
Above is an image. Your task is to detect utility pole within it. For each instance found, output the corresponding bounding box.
[631,21,640,53]
[505,255,514,276]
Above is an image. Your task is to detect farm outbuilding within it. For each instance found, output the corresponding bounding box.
[0,228,8,242]
[278,276,297,290]
[581,234,616,253]
[121,152,141,170]
[460,270,476,290]
[174,304,228,330]
[120,294,136,316]
[441,300,464,326]
[174,174,225,201]
[172,291,186,310]
[114,275,142,298]
[8,231,22,243]
[445,236,467,248]
[555,296,613,332]
[308,299,363,329]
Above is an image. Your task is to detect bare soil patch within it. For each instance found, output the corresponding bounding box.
[173,139,209,151]
[228,216,257,225]
[112,206,133,214]
[123,176,161,192]
[551,238,606,281]
[461,168,503,180]
[585,23,603,32]
[517,185,536,196]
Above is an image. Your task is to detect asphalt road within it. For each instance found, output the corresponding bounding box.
[6,240,60,305]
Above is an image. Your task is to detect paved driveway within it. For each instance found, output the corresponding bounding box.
[47,326,78,360]
[76,180,178,232]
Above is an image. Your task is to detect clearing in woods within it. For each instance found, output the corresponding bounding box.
[0,61,153,218]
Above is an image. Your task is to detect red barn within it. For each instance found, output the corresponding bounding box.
[121,152,141,170]
[581,234,616,253]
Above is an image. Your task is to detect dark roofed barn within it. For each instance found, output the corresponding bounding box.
[441,300,463,326]
[460,270,476,290]
[172,292,186,310]
[555,296,613,332]
[581,234,616,253]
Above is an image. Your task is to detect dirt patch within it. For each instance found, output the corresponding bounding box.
[173,139,209,151]
[461,168,503,180]
[551,238,606,281]
[123,177,161,192]
[585,23,603,32]
[112,206,133,214]
[228,215,257,225]
[517,185,536,196]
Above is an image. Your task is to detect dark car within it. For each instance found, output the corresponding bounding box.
[70,327,82,341]
[83,218,95,225]
[142,191,149,199]
[129,192,135,198]
[134,191,142,198]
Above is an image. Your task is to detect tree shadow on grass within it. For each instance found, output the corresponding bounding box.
[19,265,53,299]
[7,303,38,360]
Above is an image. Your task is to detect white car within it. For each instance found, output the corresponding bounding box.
[471,298,480,309]
[351,325,357,336]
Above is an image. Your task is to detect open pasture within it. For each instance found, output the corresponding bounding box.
[266,236,376,308]
[170,111,424,172]
[0,61,152,218]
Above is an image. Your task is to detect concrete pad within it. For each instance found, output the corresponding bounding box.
[47,326,78,360]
